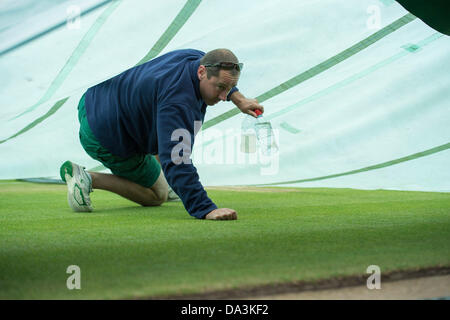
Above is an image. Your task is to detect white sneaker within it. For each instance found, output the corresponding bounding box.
[60,160,93,212]
[167,185,181,202]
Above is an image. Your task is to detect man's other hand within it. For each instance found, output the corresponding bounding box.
[205,208,237,220]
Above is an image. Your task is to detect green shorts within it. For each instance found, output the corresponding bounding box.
[77,93,161,188]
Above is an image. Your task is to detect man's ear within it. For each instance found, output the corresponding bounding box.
[197,65,207,80]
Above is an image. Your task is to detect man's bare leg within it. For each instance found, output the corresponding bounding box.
[89,170,168,206]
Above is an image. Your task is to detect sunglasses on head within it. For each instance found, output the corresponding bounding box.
[203,62,243,72]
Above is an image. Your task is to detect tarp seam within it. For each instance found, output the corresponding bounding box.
[251,142,450,186]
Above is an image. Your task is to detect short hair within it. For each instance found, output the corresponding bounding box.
[200,48,240,79]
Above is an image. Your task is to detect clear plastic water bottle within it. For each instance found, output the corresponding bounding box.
[254,109,278,156]
[240,110,278,156]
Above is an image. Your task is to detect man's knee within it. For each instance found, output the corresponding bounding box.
[140,185,168,207]
[153,187,168,206]
[147,170,169,206]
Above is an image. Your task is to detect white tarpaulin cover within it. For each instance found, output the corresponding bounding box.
[1,0,449,191]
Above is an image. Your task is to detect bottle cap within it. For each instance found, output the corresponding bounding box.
[255,109,262,116]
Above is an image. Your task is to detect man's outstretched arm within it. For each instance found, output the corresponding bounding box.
[157,103,238,220]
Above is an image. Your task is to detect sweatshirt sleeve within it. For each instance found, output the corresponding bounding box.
[227,86,239,101]
[156,103,217,219]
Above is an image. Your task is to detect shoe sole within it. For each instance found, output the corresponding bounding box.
[60,160,93,212]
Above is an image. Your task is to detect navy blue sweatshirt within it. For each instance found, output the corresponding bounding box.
[84,49,238,219]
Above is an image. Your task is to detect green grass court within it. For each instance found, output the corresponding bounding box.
[0,180,449,299]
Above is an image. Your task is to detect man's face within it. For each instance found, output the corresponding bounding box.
[198,66,239,106]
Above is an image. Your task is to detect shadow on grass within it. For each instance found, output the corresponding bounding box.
[90,202,193,220]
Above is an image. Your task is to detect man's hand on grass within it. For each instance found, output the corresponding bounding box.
[205,208,237,220]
